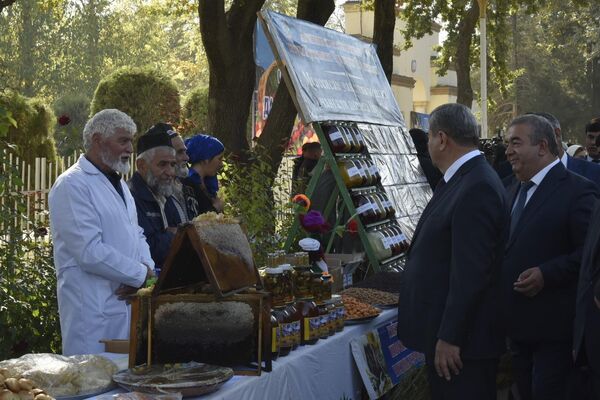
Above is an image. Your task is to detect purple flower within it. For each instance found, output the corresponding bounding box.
[299,210,330,233]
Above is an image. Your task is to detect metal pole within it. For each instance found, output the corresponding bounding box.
[478,0,488,138]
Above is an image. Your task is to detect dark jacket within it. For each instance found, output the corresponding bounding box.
[567,155,600,188]
[502,163,598,342]
[128,172,178,269]
[573,200,600,370]
[181,176,216,216]
[397,155,510,359]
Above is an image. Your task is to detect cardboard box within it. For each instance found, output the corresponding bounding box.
[324,253,365,289]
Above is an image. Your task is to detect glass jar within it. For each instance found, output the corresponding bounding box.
[284,302,302,349]
[338,159,363,188]
[377,192,395,219]
[320,272,333,301]
[353,193,376,224]
[368,194,386,222]
[279,264,295,304]
[352,127,366,153]
[324,299,337,336]
[331,295,345,332]
[293,266,313,299]
[390,225,409,254]
[354,159,370,186]
[324,125,352,153]
[272,306,294,356]
[339,126,359,153]
[266,252,279,268]
[310,271,324,302]
[263,267,286,307]
[296,298,320,345]
[317,303,330,339]
[365,159,381,184]
[367,229,393,260]
[270,310,280,359]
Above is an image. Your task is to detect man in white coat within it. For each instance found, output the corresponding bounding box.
[49,109,155,356]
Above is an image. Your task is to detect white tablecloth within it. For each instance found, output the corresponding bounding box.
[91,308,398,400]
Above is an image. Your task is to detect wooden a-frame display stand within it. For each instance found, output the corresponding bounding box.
[258,14,407,274]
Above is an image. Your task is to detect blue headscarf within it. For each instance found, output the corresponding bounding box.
[185,134,225,197]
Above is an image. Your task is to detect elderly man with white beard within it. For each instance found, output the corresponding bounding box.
[128,126,178,276]
[49,109,155,355]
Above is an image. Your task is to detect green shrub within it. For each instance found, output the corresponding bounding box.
[219,146,293,269]
[180,86,208,136]
[0,90,57,165]
[53,93,90,156]
[91,67,181,141]
[0,109,61,359]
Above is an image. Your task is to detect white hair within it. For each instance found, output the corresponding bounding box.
[136,146,175,162]
[83,109,137,151]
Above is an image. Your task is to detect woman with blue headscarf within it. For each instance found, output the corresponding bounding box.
[182,134,225,215]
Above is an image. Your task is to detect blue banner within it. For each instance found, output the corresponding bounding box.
[261,10,404,126]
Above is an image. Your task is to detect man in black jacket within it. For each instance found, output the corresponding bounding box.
[502,114,598,400]
[128,128,178,275]
[397,103,510,399]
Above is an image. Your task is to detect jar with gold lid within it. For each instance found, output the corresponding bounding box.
[263,267,286,307]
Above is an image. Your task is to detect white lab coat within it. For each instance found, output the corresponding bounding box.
[49,155,154,356]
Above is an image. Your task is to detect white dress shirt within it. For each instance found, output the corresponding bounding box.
[443,149,481,183]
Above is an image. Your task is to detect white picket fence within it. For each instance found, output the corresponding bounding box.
[1,150,295,233]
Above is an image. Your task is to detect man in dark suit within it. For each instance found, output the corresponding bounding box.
[397,103,510,400]
[531,112,600,187]
[574,201,600,398]
[502,114,598,400]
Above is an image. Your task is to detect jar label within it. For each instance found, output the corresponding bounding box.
[382,236,392,249]
[369,164,378,175]
[280,322,297,348]
[337,306,346,320]
[398,233,406,242]
[356,203,372,215]
[303,316,321,341]
[347,166,359,177]
[383,200,392,208]
[272,326,280,352]
[329,131,343,141]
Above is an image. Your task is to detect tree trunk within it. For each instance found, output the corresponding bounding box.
[373,0,396,83]
[198,0,266,157]
[257,0,335,175]
[454,0,479,107]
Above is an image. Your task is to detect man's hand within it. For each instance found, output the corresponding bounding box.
[115,285,138,300]
[434,339,462,381]
[514,267,544,297]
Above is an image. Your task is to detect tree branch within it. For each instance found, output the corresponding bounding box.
[373,0,396,83]
[0,0,17,13]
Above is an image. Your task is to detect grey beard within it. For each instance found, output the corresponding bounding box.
[100,149,130,175]
[175,164,189,179]
[144,170,174,198]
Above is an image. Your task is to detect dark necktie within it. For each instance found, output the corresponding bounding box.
[510,181,535,238]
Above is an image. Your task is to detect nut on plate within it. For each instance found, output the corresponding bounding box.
[17,391,33,400]
[0,389,19,400]
[4,378,20,393]
[33,395,52,400]
[16,381,32,392]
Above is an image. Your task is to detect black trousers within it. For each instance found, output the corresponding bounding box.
[424,354,498,400]
[509,339,573,400]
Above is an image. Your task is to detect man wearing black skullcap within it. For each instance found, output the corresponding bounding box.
[128,125,178,275]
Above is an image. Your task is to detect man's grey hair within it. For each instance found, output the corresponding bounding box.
[509,114,560,156]
[528,112,561,131]
[136,146,176,162]
[429,103,479,147]
[82,109,137,151]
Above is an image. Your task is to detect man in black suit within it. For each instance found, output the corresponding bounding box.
[574,201,600,398]
[397,103,510,400]
[502,114,598,400]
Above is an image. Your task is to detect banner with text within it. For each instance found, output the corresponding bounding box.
[261,10,404,126]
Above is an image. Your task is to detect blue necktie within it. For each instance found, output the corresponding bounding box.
[510,181,534,238]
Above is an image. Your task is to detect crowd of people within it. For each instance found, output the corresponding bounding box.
[46,105,600,400]
[48,109,225,355]
[399,104,600,400]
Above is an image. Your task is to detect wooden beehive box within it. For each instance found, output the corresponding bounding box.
[128,223,272,375]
